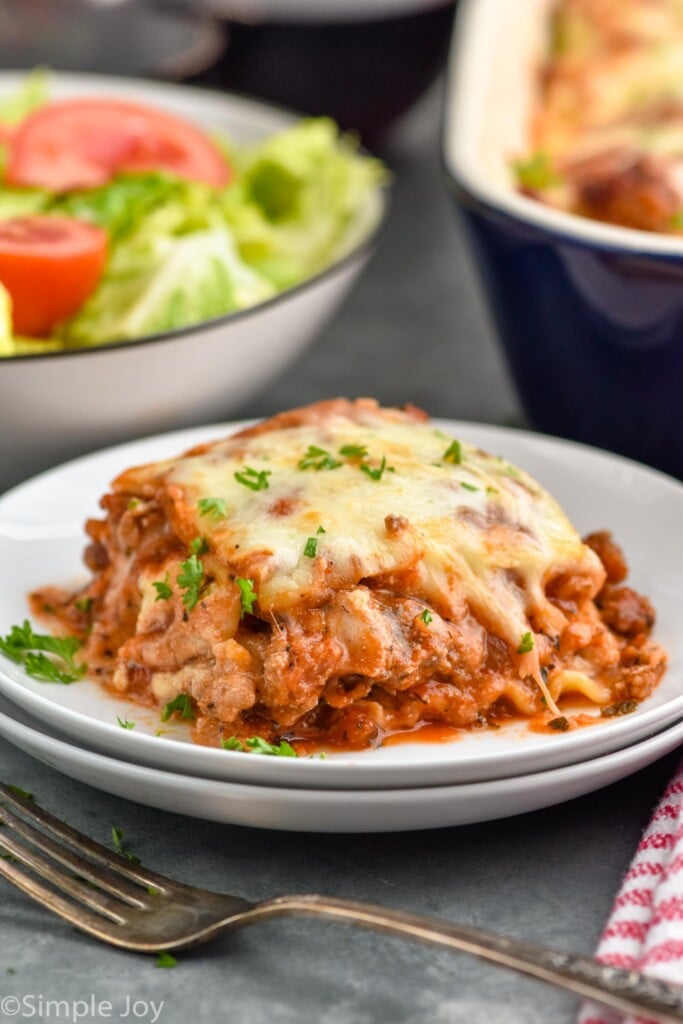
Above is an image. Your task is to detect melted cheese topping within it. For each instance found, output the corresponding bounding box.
[122,409,604,704]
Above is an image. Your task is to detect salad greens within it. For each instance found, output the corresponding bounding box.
[0,76,385,355]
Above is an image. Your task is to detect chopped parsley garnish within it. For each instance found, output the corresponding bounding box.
[236,577,257,617]
[0,621,85,684]
[420,609,433,625]
[443,440,462,464]
[117,717,135,730]
[234,467,271,491]
[219,737,242,753]
[220,735,298,757]
[303,537,318,558]
[601,699,639,718]
[316,525,326,534]
[160,694,196,722]
[23,653,76,684]
[190,536,208,556]
[486,486,499,495]
[155,952,178,969]
[360,455,393,481]
[153,577,172,601]
[7,785,33,801]
[127,498,141,510]
[670,211,683,230]
[245,736,298,757]
[177,550,204,610]
[74,597,93,614]
[111,827,140,863]
[198,497,228,519]
[513,152,563,191]
[461,482,479,492]
[0,621,83,672]
[147,886,161,897]
[548,716,569,732]
[297,445,342,471]
[339,444,368,458]
[516,631,534,654]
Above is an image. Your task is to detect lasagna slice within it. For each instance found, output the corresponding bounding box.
[33,399,667,749]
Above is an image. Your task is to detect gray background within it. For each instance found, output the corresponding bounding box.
[0,86,678,1024]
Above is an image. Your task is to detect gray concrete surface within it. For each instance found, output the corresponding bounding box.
[0,85,678,1024]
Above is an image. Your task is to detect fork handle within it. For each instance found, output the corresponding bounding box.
[255,894,683,1023]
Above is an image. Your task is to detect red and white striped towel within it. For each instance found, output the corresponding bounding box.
[579,759,683,1024]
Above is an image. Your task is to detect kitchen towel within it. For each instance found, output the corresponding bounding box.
[579,757,683,1024]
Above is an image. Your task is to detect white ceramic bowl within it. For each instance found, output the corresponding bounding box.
[0,72,387,486]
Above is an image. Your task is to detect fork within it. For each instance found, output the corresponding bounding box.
[0,781,682,1024]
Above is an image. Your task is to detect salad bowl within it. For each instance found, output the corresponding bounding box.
[0,73,387,487]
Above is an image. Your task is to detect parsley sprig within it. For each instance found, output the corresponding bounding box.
[360,455,393,482]
[197,497,228,519]
[153,576,172,601]
[339,444,368,458]
[177,539,207,610]
[298,446,342,471]
[443,440,462,465]
[516,631,535,654]
[513,151,563,191]
[0,621,85,684]
[236,578,257,617]
[160,694,196,722]
[220,735,298,757]
[234,467,271,491]
[111,827,140,864]
[156,952,178,969]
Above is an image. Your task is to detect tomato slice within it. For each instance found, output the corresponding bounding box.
[0,216,107,336]
[6,98,231,192]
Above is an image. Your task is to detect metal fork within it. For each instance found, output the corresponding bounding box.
[1,781,681,1024]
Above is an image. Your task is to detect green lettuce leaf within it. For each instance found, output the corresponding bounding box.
[222,119,386,289]
[63,226,274,345]
[0,70,49,127]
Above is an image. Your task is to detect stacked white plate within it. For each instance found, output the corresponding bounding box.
[0,421,681,832]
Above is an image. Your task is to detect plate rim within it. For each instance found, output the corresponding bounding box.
[1,698,682,832]
[0,417,680,790]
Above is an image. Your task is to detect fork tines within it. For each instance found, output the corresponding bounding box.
[0,780,170,940]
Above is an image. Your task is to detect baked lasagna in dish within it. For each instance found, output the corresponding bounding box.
[32,399,667,750]
[515,0,683,233]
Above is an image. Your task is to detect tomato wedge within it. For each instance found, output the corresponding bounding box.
[0,216,107,336]
[6,98,231,192]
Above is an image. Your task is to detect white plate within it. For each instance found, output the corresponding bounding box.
[0,698,682,832]
[0,422,681,790]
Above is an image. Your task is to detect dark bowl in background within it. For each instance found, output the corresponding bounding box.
[443,0,683,481]
[0,0,226,80]
[199,0,456,142]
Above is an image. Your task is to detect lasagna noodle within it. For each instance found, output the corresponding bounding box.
[34,399,668,749]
